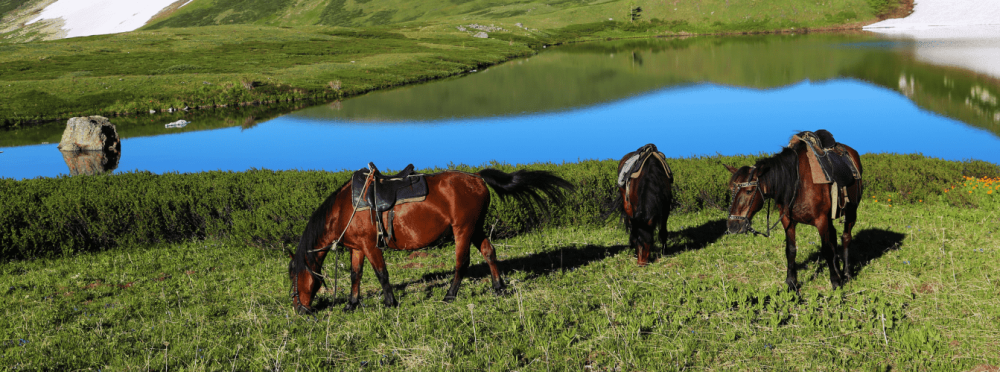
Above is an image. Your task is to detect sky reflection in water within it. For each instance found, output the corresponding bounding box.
[2,78,996,180]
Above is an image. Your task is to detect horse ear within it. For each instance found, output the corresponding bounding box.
[724,164,739,174]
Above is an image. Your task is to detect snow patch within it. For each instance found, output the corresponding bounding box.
[864,0,1000,31]
[26,0,192,38]
[865,0,1000,79]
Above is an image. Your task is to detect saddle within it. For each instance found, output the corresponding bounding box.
[789,131,862,219]
[617,143,672,188]
[351,163,428,247]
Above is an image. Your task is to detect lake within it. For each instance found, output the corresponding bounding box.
[2,32,999,180]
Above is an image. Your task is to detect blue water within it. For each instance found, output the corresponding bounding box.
[2,78,997,180]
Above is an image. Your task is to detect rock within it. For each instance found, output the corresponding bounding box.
[457,26,467,31]
[473,32,488,38]
[149,109,156,114]
[61,149,119,176]
[165,120,189,128]
[58,116,120,153]
[515,23,524,28]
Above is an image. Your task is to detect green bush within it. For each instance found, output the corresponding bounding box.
[2,154,997,260]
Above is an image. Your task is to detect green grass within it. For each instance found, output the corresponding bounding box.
[0,25,534,128]
[0,0,915,128]
[3,190,999,369]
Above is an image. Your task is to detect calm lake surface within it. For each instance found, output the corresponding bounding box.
[2,33,999,180]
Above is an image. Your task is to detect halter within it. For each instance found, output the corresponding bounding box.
[727,167,781,237]
[291,167,377,312]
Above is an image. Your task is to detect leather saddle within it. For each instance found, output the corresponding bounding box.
[350,163,428,247]
[617,143,672,187]
[790,131,860,187]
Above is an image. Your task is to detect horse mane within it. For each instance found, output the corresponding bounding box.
[754,142,803,209]
[289,180,350,284]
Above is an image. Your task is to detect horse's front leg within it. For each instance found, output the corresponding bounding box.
[364,246,398,308]
[783,219,800,293]
[344,249,365,311]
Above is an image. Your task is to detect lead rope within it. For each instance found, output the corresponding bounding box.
[306,167,376,303]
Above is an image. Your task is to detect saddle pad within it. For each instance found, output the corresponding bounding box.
[350,171,428,212]
[792,133,860,185]
[617,144,672,187]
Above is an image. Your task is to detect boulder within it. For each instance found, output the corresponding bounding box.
[58,116,120,153]
[60,149,120,176]
[473,32,488,38]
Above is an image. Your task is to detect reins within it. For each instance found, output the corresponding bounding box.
[295,166,377,308]
[728,151,801,238]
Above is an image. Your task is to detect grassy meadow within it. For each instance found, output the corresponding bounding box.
[0,0,911,128]
[2,168,1000,369]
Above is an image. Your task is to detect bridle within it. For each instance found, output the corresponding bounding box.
[291,167,377,313]
[727,166,781,237]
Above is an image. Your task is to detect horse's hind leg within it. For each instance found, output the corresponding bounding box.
[818,217,844,290]
[840,199,859,283]
[444,229,473,302]
[363,246,398,308]
[632,218,654,266]
[345,249,366,311]
[472,228,506,293]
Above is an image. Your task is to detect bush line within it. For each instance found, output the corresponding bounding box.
[2,154,997,260]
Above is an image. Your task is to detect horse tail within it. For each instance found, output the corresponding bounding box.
[478,169,575,208]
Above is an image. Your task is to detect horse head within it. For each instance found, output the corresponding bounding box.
[725,164,767,234]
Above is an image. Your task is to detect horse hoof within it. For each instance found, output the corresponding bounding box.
[385,299,399,307]
[296,305,315,315]
[442,295,457,302]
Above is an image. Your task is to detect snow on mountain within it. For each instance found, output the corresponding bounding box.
[864,0,1000,31]
[25,0,191,38]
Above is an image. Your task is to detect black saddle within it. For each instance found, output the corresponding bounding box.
[351,163,427,212]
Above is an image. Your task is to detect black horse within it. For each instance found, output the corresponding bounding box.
[611,144,674,265]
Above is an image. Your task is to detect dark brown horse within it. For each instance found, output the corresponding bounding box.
[612,144,674,266]
[288,168,573,313]
[725,130,863,291]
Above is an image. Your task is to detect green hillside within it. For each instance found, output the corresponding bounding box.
[145,0,883,32]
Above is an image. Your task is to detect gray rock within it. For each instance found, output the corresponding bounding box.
[58,116,120,153]
[473,32,488,38]
[457,26,467,32]
[60,149,119,176]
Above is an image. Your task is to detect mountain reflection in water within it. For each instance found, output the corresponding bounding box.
[2,33,999,180]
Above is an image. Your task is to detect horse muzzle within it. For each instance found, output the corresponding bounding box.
[726,216,751,235]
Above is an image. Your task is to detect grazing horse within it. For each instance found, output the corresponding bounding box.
[288,168,573,313]
[613,144,674,266]
[725,130,863,291]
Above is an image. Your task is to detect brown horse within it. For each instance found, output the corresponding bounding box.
[612,144,674,266]
[725,130,863,292]
[288,168,573,313]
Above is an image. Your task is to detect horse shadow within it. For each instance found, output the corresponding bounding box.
[661,219,728,257]
[313,218,730,308]
[801,228,906,281]
[398,218,728,297]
